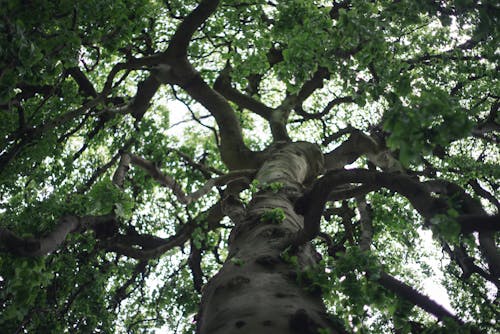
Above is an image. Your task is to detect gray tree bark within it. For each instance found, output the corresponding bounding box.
[196,142,342,334]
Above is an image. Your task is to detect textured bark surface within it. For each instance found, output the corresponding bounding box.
[197,142,340,334]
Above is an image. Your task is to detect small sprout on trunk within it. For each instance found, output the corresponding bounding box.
[230,257,245,266]
[264,181,284,193]
[250,179,260,193]
[250,180,284,194]
[261,208,286,224]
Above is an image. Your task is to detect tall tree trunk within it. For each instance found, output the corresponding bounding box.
[197,142,341,334]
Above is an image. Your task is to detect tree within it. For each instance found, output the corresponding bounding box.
[0,0,498,333]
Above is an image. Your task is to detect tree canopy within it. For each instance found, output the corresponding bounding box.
[0,0,499,333]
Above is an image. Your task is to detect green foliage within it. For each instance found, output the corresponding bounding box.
[263,181,284,193]
[384,89,473,166]
[230,257,244,267]
[0,256,52,328]
[249,179,261,194]
[281,248,331,294]
[273,0,332,90]
[192,216,209,249]
[86,179,134,218]
[429,211,461,245]
[250,179,284,194]
[340,246,379,271]
[260,208,286,224]
[0,0,158,103]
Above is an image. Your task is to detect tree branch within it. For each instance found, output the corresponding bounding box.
[323,130,377,170]
[468,179,500,212]
[457,214,500,234]
[164,0,221,59]
[377,272,462,323]
[0,214,116,256]
[213,67,273,121]
[171,60,266,168]
[101,202,223,259]
[294,169,498,245]
[357,197,373,252]
[296,169,500,281]
[188,240,204,293]
[117,153,256,204]
[109,260,148,311]
[295,96,354,121]
[424,179,500,277]
[66,67,97,98]
[323,129,403,172]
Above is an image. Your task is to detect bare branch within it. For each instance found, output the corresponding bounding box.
[126,153,256,204]
[101,202,223,259]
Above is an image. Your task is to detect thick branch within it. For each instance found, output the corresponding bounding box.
[458,214,500,234]
[270,67,331,140]
[295,96,354,120]
[377,272,462,323]
[293,67,330,106]
[146,1,266,168]
[97,1,224,123]
[103,231,190,260]
[102,202,223,259]
[189,240,204,293]
[164,0,221,58]
[0,214,116,256]
[179,61,264,168]
[66,67,97,97]
[128,76,161,120]
[112,153,131,188]
[323,129,403,172]
[297,169,500,280]
[323,130,377,170]
[295,169,492,244]
[214,69,293,142]
[214,68,273,121]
